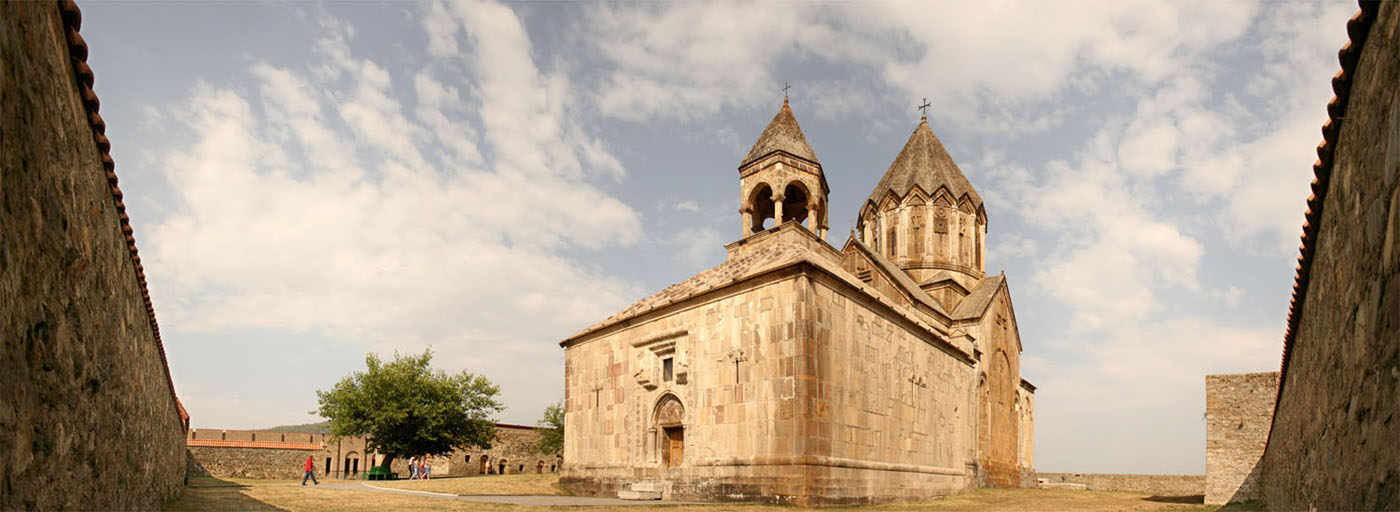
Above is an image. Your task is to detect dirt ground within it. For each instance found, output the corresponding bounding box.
[165,475,1260,511]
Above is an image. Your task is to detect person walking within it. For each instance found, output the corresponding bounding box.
[423,456,431,480]
[408,456,418,480]
[302,455,320,486]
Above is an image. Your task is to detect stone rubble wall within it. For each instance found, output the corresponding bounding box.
[188,447,318,480]
[1259,2,1400,510]
[1205,372,1277,505]
[1,3,186,510]
[186,425,558,480]
[1036,473,1204,497]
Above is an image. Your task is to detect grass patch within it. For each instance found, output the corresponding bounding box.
[372,473,569,496]
[165,476,1237,511]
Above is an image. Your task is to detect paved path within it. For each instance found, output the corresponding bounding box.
[314,480,697,507]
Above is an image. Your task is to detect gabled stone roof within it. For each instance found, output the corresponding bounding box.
[867,118,981,209]
[561,225,967,358]
[952,275,1005,320]
[564,237,812,344]
[740,99,819,168]
[847,237,950,318]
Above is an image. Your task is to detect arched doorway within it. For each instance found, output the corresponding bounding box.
[343,452,359,477]
[479,455,489,475]
[654,395,685,468]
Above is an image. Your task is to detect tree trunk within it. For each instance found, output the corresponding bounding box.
[379,454,395,473]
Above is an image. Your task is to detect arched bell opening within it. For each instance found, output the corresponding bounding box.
[745,183,775,234]
[781,182,810,226]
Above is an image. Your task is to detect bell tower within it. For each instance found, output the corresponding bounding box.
[737,98,828,240]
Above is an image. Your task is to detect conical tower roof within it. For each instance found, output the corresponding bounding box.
[867,118,981,209]
[740,99,819,169]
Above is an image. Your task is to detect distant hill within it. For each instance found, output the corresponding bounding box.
[261,421,330,434]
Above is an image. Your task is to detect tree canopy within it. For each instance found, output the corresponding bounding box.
[316,349,502,467]
[534,401,563,456]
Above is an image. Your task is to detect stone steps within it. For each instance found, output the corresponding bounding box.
[618,481,664,500]
[1039,482,1088,491]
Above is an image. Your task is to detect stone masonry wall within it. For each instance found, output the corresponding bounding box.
[187,425,557,480]
[1259,3,1400,510]
[562,226,981,505]
[1036,473,1204,497]
[188,447,318,480]
[1205,372,1277,505]
[1,3,187,510]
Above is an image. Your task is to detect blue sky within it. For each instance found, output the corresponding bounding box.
[79,0,1354,474]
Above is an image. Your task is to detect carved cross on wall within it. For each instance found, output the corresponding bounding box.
[590,384,603,408]
[729,349,748,383]
[909,373,927,404]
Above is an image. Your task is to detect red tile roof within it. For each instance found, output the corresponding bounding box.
[188,439,323,451]
[57,0,182,423]
[1277,1,1380,404]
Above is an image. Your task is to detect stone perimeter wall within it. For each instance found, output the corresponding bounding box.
[1,3,187,510]
[187,425,557,480]
[1036,473,1204,497]
[1259,3,1400,510]
[1205,372,1277,505]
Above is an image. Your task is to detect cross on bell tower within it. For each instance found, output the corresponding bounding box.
[917,97,931,120]
[736,93,829,243]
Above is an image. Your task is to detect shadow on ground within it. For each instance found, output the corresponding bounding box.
[165,476,287,511]
[1144,494,1206,504]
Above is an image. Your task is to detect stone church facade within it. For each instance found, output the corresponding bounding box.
[559,99,1034,505]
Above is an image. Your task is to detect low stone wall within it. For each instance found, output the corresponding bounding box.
[1036,473,1204,497]
[188,446,319,480]
[187,424,560,480]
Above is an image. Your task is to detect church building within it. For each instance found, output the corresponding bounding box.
[559,98,1035,505]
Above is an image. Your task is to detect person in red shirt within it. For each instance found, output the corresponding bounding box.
[302,455,320,486]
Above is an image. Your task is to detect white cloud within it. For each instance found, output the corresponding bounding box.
[147,2,644,425]
[665,227,725,267]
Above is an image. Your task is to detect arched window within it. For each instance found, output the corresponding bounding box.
[910,206,925,259]
[886,218,898,258]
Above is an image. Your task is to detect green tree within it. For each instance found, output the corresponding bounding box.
[316,349,503,470]
[534,400,564,456]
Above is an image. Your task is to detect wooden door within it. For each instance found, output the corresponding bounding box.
[665,427,684,467]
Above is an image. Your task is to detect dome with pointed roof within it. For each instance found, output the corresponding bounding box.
[866,118,981,210]
[739,99,819,169]
[857,117,986,284]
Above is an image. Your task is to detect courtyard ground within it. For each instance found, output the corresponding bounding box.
[164,474,1264,511]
